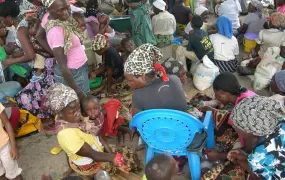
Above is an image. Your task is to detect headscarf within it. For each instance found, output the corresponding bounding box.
[217,16,233,39]
[91,34,107,51]
[45,16,85,55]
[231,96,285,136]
[124,44,169,82]
[162,58,184,76]
[194,6,208,16]
[271,12,285,28]
[46,83,78,114]
[41,0,56,8]
[275,70,285,93]
[213,72,247,96]
[250,0,263,18]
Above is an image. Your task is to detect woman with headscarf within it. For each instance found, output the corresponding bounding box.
[201,72,256,179]
[0,1,54,119]
[124,0,157,47]
[45,83,129,176]
[239,0,267,34]
[124,44,187,115]
[91,34,124,93]
[209,16,239,73]
[227,96,285,180]
[42,0,89,101]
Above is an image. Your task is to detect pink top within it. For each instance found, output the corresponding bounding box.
[278,4,285,15]
[47,26,87,69]
[228,90,256,146]
[41,12,49,29]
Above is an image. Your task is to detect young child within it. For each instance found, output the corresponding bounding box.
[72,12,87,33]
[186,15,214,61]
[144,154,178,180]
[120,38,136,63]
[82,96,132,146]
[97,13,115,38]
[0,103,22,180]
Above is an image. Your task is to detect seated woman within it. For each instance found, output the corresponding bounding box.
[170,0,192,35]
[152,0,176,47]
[228,96,285,180]
[45,83,129,176]
[0,2,54,119]
[124,44,188,115]
[210,16,239,73]
[91,34,124,93]
[201,72,256,179]
[184,6,209,37]
[238,12,285,75]
[239,0,267,35]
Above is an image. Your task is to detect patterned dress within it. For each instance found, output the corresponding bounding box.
[248,122,285,179]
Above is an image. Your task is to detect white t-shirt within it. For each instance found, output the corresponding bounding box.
[184,22,207,35]
[256,29,285,56]
[152,11,176,35]
[209,33,239,61]
[218,0,241,32]
[244,13,266,34]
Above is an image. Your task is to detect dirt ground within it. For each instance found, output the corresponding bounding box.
[16,14,271,180]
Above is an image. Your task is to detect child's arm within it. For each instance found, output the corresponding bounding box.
[0,108,18,160]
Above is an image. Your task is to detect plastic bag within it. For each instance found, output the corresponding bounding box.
[254,47,284,91]
[193,55,220,91]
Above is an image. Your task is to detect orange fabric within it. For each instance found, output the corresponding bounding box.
[102,99,124,137]
[154,63,169,82]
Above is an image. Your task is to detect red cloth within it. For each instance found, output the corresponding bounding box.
[9,107,20,131]
[102,99,124,137]
[154,63,169,82]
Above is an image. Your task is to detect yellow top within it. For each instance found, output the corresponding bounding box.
[0,103,9,148]
[57,128,103,162]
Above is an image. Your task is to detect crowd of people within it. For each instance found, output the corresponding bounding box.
[0,0,285,179]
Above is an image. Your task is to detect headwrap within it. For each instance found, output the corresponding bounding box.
[213,72,246,95]
[231,96,285,136]
[124,44,169,82]
[91,34,107,51]
[46,83,78,113]
[270,12,285,28]
[194,6,208,16]
[250,0,263,18]
[41,0,56,8]
[275,70,285,93]
[45,16,85,55]
[217,16,233,39]
[162,58,184,76]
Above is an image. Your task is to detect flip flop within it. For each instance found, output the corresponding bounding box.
[50,145,62,155]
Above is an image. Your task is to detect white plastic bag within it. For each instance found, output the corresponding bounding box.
[193,56,220,91]
[254,47,284,91]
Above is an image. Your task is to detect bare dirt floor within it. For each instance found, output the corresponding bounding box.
[16,14,271,180]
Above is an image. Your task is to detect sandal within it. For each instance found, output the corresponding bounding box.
[50,145,62,155]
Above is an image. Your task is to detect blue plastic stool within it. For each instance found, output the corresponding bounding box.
[0,81,22,102]
[130,109,214,180]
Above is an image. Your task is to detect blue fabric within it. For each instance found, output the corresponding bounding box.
[217,16,233,39]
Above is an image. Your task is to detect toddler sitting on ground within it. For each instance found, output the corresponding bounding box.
[120,38,136,63]
[97,13,115,38]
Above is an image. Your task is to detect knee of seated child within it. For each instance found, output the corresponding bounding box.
[145,154,178,180]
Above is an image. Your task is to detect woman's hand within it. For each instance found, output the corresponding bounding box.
[204,149,226,161]
[10,145,18,160]
[227,149,248,164]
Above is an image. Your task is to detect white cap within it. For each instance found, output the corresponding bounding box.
[153,0,166,11]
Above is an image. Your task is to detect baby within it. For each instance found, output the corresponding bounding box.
[72,12,86,33]
[82,96,132,146]
[97,13,115,38]
[120,38,136,63]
